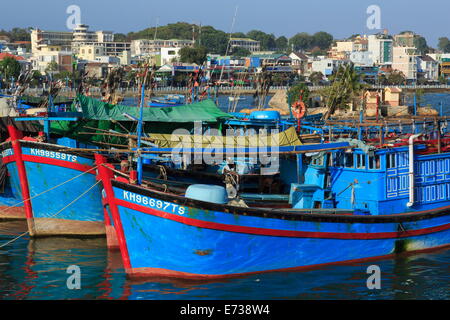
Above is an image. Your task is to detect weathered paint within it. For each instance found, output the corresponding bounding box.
[1,137,105,237]
[99,176,450,279]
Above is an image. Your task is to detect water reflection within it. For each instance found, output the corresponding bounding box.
[0,220,449,300]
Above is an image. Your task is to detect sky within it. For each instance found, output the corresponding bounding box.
[0,0,448,47]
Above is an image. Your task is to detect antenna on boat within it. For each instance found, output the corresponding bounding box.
[215,5,239,104]
[153,17,159,41]
[136,65,153,185]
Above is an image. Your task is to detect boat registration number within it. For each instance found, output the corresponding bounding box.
[30,148,78,162]
[123,191,186,215]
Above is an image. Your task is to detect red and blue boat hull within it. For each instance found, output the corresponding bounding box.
[96,157,450,279]
[1,128,106,237]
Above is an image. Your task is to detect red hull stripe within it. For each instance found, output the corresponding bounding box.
[115,199,450,240]
[3,155,95,174]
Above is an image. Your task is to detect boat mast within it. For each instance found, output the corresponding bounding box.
[136,66,150,185]
[215,5,238,104]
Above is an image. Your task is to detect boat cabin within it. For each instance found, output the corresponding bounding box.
[283,144,450,215]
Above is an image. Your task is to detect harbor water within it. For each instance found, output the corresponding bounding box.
[0,93,449,300]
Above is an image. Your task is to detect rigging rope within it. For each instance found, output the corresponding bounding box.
[0,179,102,248]
[0,165,98,215]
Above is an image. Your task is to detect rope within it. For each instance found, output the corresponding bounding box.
[0,165,98,215]
[0,179,102,248]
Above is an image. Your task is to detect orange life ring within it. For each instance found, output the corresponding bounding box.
[292,101,306,119]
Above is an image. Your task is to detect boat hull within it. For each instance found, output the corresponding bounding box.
[105,179,450,280]
[1,139,106,237]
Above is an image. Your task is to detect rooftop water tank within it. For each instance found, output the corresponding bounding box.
[249,110,281,121]
[185,184,228,204]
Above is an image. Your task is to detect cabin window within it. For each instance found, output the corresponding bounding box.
[356,154,366,169]
[344,153,354,168]
[387,154,396,169]
[333,153,344,167]
[368,155,381,169]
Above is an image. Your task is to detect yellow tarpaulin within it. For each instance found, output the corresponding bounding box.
[149,127,302,149]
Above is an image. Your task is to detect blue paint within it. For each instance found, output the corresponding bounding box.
[111,184,450,276]
[4,145,103,223]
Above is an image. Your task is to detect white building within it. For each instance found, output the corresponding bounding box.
[131,39,194,56]
[349,51,374,66]
[368,35,393,65]
[311,57,345,76]
[161,47,182,65]
[32,25,130,58]
[229,38,261,53]
[417,55,439,81]
[31,50,73,74]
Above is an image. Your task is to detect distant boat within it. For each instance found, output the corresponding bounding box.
[228,96,245,102]
[148,94,185,107]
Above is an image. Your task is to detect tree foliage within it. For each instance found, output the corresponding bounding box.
[386,70,406,85]
[0,57,21,82]
[0,27,32,42]
[287,82,310,106]
[246,30,276,50]
[231,47,251,57]
[179,46,207,65]
[438,37,450,52]
[309,72,324,85]
[275,36,288,51]
[289,32,333,52]
[321,63,365,119]
[413,36,429,54]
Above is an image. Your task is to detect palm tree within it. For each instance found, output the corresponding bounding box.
[322,63,365,120]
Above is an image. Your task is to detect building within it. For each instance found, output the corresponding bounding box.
[31,29,73,53]
[417,55,439,81]
[229,38,261,53]
[31,50,73,74]
[131,39,194,56]
[71,25,130,57]
[32,25,131,58]
[0,52,24,62]
[310,57,346,77]
[160,47,182,65]
[441,58,450,81]
[349,51,374,66]
[353,36,369,52]
[77,44,106,61]
[355,66,379,83]
[289,51,309,74]
[392,46,417,80]
[384,87,402,107]
[83,62,109,78]
[368,34,393,65]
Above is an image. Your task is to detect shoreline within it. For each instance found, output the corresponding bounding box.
[13,86,450,98]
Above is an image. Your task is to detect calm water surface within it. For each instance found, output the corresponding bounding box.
[1,93,449,300]
[0,221,449,300]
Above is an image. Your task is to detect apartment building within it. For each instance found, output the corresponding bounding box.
[392,46,417,80]
[368,35,393,65]
[131,39,194,56]
[229,38,261,53]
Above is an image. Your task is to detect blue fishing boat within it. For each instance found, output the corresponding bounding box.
[148,94,186,108]
[95,136,450,280]
[0,125,107,238]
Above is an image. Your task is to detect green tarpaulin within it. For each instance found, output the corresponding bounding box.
[75,95,231,122]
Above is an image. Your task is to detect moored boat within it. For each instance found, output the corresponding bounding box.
[0,125,107,238]
[94,137,450,279]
